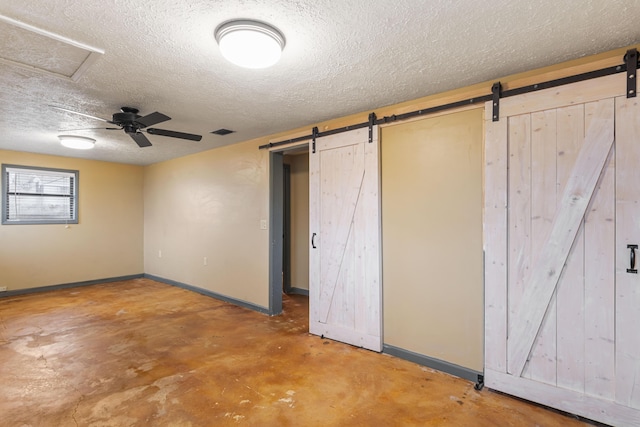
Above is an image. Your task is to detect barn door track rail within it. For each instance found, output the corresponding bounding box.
[260,48,639,150]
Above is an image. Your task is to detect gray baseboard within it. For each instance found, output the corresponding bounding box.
[286,287,309,296]
[144,274,270,315]
[1,273,272,316]
[383,344,483,384]
[0,274,145,298]
[3,275,483,388]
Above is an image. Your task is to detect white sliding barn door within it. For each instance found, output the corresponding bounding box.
[484,73,640,427]
[309,126,382,352]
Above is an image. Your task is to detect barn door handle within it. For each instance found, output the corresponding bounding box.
[311,233,317,249]
[628,244,638,274]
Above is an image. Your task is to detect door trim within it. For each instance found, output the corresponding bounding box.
[268,151,284,315]
[282,163,292,294]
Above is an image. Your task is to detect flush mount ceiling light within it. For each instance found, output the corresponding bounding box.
[58,134,95,150]
[215,19,285,69]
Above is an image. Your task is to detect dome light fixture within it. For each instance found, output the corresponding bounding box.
[215,19,285,69]
[58,135,95,150]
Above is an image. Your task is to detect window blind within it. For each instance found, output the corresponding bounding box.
[2,165,78,224]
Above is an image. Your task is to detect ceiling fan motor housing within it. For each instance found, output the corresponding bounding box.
[112,111,141,127]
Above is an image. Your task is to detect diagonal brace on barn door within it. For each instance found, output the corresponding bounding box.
[507,100,615,377]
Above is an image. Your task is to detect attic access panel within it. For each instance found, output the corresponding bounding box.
[0,14,103,81]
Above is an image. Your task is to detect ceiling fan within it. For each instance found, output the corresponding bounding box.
[53,106,203,147]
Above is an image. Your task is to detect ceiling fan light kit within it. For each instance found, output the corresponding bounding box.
[215,19,285,69]
[58,134,95,150]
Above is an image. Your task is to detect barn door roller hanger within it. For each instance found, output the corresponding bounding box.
[625,48,637,98]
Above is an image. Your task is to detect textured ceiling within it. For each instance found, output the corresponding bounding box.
[0,0,639,165]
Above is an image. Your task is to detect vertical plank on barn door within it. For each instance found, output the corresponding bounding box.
[507,114,532,375]
[583,100,616,400]
[483,114,508,375]
[615,96,640,409]
[555,104,586,393]
[526,109,557,385]
[309,135,320,340]
[308,127,382,352]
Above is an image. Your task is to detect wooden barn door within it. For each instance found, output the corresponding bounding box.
[309,126,382,352]
[484,73,640,426]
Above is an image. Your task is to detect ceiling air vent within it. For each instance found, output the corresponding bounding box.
[0,14,103,81]
[211,128,235,136]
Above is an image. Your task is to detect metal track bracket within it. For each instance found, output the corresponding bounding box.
[626,48,638,98]
[491,82,502,122]
[368,112,377,143]
[311,126,318,153]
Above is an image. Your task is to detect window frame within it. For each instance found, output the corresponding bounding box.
[2,164,79,225]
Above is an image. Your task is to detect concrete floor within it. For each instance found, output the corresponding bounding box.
[0,278,596,426]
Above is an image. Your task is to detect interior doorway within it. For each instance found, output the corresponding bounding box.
[283,152,310,296]
[269,145,310,315]
[283,163,291,294]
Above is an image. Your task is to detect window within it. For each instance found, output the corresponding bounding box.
[2,164,78,225]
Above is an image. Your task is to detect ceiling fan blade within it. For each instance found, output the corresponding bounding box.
[50,106,113,123]
[147,128,202,141]
[129,131,152,148]
[58,127,120,131]
[135,112,171,128]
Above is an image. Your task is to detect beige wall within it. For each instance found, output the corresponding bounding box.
[381,109,484,371]
[143,139,270,308]
[289,153,309,290]
[0,150,144,291]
